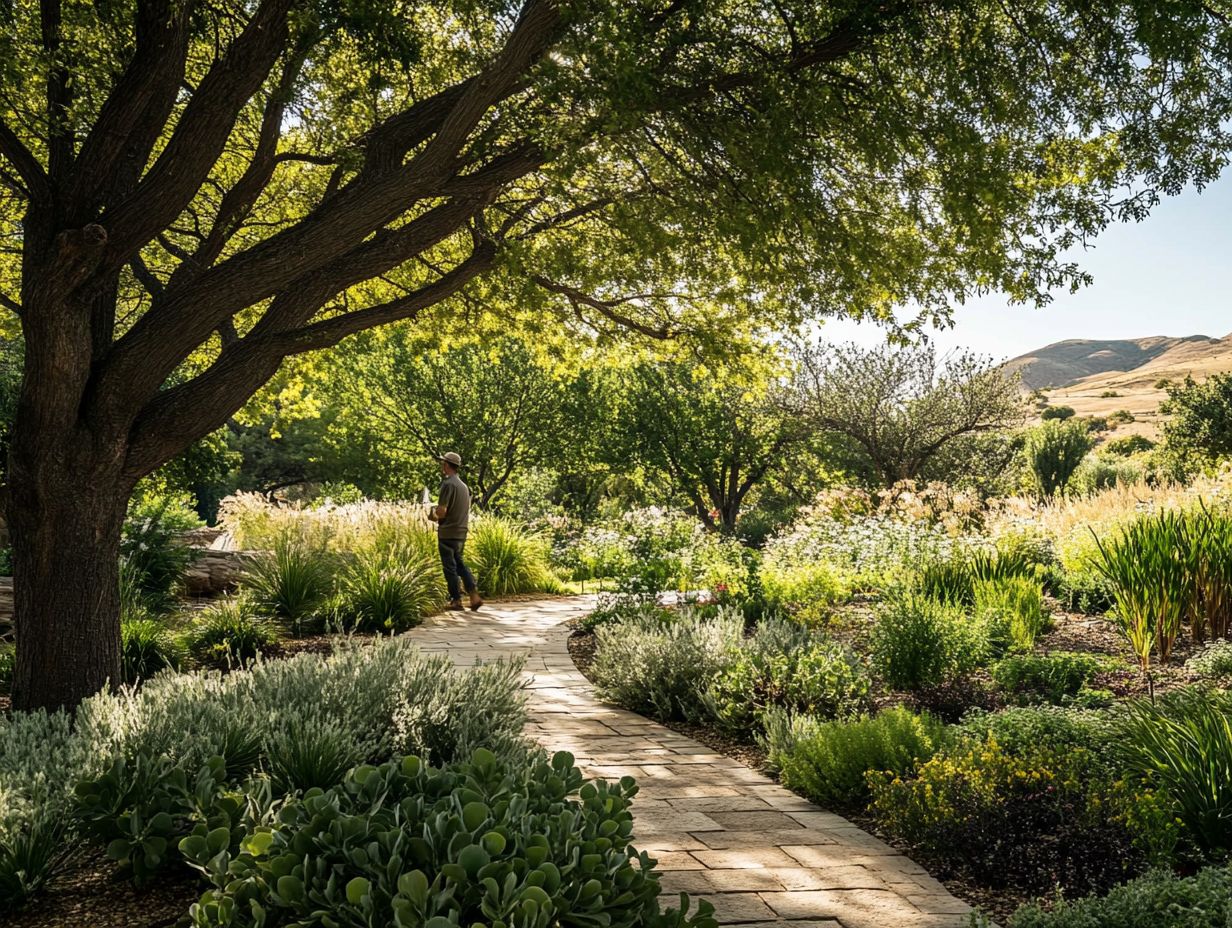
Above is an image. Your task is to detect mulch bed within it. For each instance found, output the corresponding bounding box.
[0,851,199,928]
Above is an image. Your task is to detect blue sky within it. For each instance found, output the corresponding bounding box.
[819,172,1232,362]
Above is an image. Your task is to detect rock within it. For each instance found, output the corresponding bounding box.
[182,549,252,597]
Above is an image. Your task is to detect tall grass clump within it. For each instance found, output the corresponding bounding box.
[468,515,562,595]
[339,545,442,631]
[1117,688,1232,860]
[243,531,335,635]
[185,594,277,667]
[1091,510,1191,668]
[973,575,1049,652]
[119,618,184,682]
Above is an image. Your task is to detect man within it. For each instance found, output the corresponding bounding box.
[427,451,483,611]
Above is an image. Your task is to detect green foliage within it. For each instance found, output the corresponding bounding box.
[1188,503,1232,641]
[1005,865,1232,928]
[0,817,65,913]
[707,619,870,730]
[759,558,849,624]
[591,607,743,722]
[243,532,336,635]
[340,546,441,632]
[955,707,1114,760]
[1163,374,1232,464]
[972,575,1050,653]
[1099,391,1121,399]
[777,708,949,809]
[991,653,1104,705]
[1104,434,1155,456]
[1117,689,1232,860]
[870,740,1139,895]
[185,595,277,667]
[870,596,986,690]
[1106,409,1135,424]
[119,618,184,683]
[0,643,12,694]
[1040,405,1075,421]
[181,750,715,928]
[1187,640,1232,678]
[1026,420,1095,497]
[468,516,563,596]
[1090,510,1191,668]
[121,493,202,612]
[1069,452,1145,495]
[264,719,367,795]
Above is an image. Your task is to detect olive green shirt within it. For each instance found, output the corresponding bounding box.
[437,473,471,541]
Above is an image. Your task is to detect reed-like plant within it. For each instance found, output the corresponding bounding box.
[973,575,1049,653]
[339,546,442,632]
[1118,688,1232,860]
[1091,510,1192,669]
[1188,503,1232,642]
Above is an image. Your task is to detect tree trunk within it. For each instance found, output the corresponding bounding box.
[8,434,129,713]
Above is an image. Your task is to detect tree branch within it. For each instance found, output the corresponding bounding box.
[532,275,675,339]
[0,118,48,200]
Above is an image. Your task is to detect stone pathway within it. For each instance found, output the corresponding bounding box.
[411,598,975,928]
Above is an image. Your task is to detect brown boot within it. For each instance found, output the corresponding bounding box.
[468,590,484,611]
[449,599,465,612]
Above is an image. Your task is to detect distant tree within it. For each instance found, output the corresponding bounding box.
[1162,374,1232,462]
[1041,405,1076,421]
[1104,434,1156,456]
[792,343,1024,487]
[332,333,565,508]
[616,359,806,533]
[1025,420,1094,497]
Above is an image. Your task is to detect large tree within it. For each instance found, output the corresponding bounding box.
[792,342,1025,486]
[1,0,1230,709]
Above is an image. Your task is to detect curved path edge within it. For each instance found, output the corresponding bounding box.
[411,597,975,928]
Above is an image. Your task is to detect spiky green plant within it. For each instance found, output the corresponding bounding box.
[1091,510,1192,669]
[119,618,184,682]
[340,547,442,632]
[1118,688,1232,860]
[186,594,278,667]
[242,532,335,635]
[468,516,563,596]
[973,575,1050,653]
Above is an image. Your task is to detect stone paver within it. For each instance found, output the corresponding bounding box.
[411,598,973,928]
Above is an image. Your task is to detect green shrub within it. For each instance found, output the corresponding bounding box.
[591,607,742,721]
[871,739,1139,895]
[1117,688,1232,860]
[778,708,948,808]
[121,493,202,611]
[1070,453,1145,495]
[1040,405,1075,420]
[1104,434,1155,456]
[264,718,366,794]
[758,706,825,774]
[185,595,277,667]
[707,619,870,730]
[1090,510,1191,668]
[242,532,335,635]
[0,817,66,913]
[870,595,986,690]
[973,575,1050,652]
[955,706,1114,761]
[469,516,563,595]
[1004,865,1232,928]
[1026,420,1094,497]
[181,749,715,928]
[340,546,441,631]
[1107,408,1135,423]
[991,652,1103,705]
[1187,640,1232,678]
[120,618,184,682]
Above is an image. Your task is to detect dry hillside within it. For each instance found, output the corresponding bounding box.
[1007,333,1232,440]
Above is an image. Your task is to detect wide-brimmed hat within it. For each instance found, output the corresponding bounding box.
[439,451,463,468]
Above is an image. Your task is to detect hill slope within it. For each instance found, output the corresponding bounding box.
[1008,333,1232,440]
[1005,335,1218,390]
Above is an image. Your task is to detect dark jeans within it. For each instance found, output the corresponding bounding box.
[438,537,476,601]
